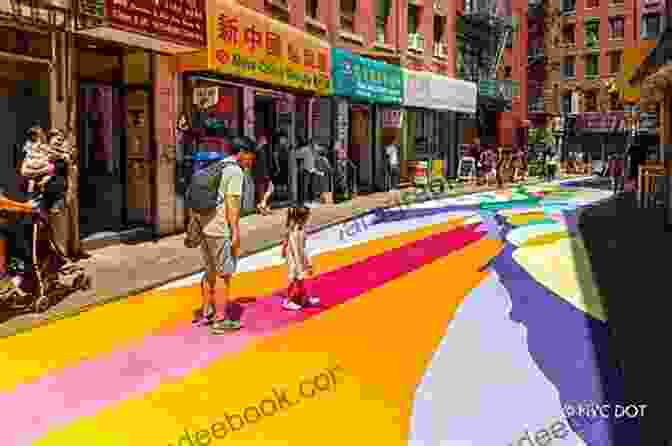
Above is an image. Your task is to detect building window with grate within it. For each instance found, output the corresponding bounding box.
[341,0,356,32]
[585,54,599,78]
[642,14,662,39]
[306,0,318,19]
[609,16,624,39]
[408,4,419,34]
[562,0,576,13]
[587,0,598,8]
[562,24,575,45]
[562,56,575,79]
[585,19,600,47]
[609,51,621,73]
[584,91,597,112]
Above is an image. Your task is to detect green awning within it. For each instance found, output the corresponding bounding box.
[584,17,600,23]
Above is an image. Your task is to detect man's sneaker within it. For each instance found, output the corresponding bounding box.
[210,319,243,334]
[282,298,303,311]
[192,305,215,325]
[305,296,321,307]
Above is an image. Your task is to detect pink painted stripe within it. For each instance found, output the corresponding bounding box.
[3,225,484,445]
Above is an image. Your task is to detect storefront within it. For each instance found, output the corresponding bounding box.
[402,69,477,182]
[332,48,403,192]
[176,0,332,216]
[71,0,207,244]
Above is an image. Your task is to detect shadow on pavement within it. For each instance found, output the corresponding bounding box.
[567,177,671,445]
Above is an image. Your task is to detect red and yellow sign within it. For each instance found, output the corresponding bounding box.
[177,0,332,94]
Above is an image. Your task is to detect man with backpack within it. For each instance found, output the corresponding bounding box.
[184,141,254,334]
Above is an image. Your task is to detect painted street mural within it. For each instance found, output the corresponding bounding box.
[0,180,640,445]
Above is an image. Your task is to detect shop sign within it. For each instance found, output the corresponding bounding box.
[404,69,476,113]
[576,112,625,131]
[107,0,206,48]
[332,48,403,104]
[403,70,431,108]
[208,0,332,95]
[382,109,404,128]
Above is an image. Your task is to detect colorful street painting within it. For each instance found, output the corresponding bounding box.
[0,179,638,446]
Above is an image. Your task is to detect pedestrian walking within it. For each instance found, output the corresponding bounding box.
[281,205,320,311]
[626,142,647,191]
[546,150,559,181]
[607,154,624,192]
[185,143,253,333]
[254,135,274,215]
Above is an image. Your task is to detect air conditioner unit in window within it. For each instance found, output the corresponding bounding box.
[408,33,425,51]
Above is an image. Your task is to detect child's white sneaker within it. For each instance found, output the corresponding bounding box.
[305,296,321,307]
[282,298,303,311]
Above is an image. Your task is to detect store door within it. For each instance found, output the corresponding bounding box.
[350,105,372,189]
[78,83,126,237]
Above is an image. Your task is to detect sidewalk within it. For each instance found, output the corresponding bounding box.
[0,175,586,337]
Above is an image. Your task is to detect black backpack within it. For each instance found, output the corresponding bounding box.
[186,159,243,215]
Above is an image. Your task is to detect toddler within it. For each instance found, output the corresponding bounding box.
[281,205,320,311]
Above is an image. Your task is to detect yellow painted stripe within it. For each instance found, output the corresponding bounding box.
[0,217,467,392]
[34,237,503,446]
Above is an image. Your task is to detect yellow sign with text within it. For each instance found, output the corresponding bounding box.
[206,0,332,94]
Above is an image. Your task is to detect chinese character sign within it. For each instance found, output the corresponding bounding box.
[331,48,403,104]
[208,0,332,94]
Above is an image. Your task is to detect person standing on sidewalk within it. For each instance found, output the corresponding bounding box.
[187,145,252,333]
[254,135,274,215]
[546,150,559,181]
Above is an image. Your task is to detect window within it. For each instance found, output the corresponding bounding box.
[609,51,621,73]
[306,0,318,19]
[408,4,419,34]
[562,24,575,45]
[562,56,575,78]
[562,93,573,114]
[562,0,576,13]
[434,16,445,43]
[375,0,391,43]
[341,0,356,32]
[642,14,662,39]
[584,91,597,112]
[585,20,599,47]
[585,54,599,77]
[587,0,598,8]
[609,17,624,39]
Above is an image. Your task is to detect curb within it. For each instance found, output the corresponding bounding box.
[3,175,587,337]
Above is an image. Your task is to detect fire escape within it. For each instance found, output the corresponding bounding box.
[527,0,545,119]
[458,0,514,140]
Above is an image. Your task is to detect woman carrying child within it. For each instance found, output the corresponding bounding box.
[281,205,320,311]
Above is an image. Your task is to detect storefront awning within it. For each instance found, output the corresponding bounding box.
[176,0,332,95]
[403,69,477,114]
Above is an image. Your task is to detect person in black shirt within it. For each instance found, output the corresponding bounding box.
[254,135,274,215]
[627,143,647,187]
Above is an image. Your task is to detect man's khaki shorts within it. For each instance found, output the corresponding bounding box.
[200,236,237,276]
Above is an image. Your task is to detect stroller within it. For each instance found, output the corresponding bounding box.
[0,195,91,312]
[0,129,91,313]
